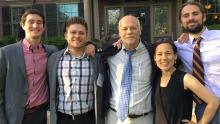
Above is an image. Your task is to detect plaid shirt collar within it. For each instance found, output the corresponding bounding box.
[63,48,89,60]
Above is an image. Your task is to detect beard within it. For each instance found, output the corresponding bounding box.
[182,22,204,34]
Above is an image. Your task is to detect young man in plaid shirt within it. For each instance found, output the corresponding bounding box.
[48,17,100,124]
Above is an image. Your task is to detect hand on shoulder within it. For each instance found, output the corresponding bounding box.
[177,33,189,44]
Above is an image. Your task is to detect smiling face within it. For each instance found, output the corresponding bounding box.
[65,24,88,50]
[21,14,44,40]
[154,43,177,72]
[180,4,205,34]
[118,15,141,50]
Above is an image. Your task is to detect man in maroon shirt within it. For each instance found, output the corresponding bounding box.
[0,9,58,124]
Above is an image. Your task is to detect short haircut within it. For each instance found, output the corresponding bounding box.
[20,9,45,27]
[63,16,88,33]
[118,15,141,30]
[178,1,205,22]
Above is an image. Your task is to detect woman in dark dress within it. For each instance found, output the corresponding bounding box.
[153,40,219,124]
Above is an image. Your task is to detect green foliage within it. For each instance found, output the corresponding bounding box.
[42,36,66,50]
[0,36,66,49]
[207,24,220,30]
[0,36,16,47]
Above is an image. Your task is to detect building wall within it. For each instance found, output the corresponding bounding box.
[176,0,184,38]
[0,1,7,38]
[93,0,100,40]
[98,0,177,43]
[0,6,3,37]
[171,0,177,40]
[1,0,218,41]
[0,0,82,39]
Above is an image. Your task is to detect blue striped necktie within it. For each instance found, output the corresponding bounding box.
[117,50,134,122]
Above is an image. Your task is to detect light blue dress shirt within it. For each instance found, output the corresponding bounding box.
[175,28,220,100]
[107,41,152,115]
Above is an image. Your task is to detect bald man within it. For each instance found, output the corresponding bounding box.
[98,15,156,124]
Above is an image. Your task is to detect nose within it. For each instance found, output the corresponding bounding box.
[188,14,195,20]
[33,23,36,28]
[74,32,80,38]
[126,28,132,33]
[161,54,167,60]
[33,22,38,28]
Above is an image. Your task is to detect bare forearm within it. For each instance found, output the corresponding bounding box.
[199,101,219,124]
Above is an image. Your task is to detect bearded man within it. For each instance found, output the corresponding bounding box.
[174,1,220,124]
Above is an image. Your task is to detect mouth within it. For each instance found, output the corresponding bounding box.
[160,62,169,66]
[30,29,41,33]
[187,20,198,25]
[126,36,135,39]
[187,23,199,29]
[71,40,85,44]
[188,22,197,26]
[72,39,81,42]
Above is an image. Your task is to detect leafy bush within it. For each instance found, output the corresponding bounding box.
[207,24,220,30]
[0,36,16,47]
[42,36,66,50]
[0,36,66,50]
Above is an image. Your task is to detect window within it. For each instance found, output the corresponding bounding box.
[58,3,79,35]
[198,0,220,29]
[124,6,150,42]
[106,7,121,34]
[2,6,12,36]
[199,0,218,13]
[1,3,80,38]
[46,4,58,37]
[153,5,169,36]
[12,6,30,38]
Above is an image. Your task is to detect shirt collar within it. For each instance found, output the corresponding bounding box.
[189,27,209,44]
[122,40,143,52]
[22,38,43,51]
[63,48,88,59]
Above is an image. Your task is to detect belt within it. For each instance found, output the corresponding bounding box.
[57,110,95,120]
[128,112,151,118]
[110,107,152,119]
[25,103,48,114]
